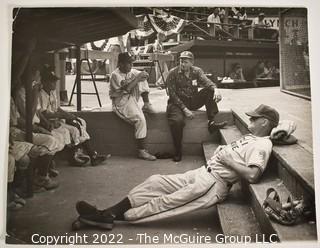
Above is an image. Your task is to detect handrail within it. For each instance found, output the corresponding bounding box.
[184,20,278,41]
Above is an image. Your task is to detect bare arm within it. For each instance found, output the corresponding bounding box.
[217,149,262,183]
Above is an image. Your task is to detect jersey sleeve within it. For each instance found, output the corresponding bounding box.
[246,139,273,173]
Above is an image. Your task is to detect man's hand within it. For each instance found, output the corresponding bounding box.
[136,71,149,81]
[213,145,226,156]
[183,107,194,119]
[33,125,52,135]
[213,89,222,103]
[216,148,234,168]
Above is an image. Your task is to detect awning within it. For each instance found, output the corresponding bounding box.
[13,7,138,51]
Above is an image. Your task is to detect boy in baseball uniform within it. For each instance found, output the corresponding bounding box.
[109,52,156,161]
[75,104,279,230]
[38,67,108,166]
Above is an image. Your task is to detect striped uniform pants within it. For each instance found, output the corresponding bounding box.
[124,166,230,223]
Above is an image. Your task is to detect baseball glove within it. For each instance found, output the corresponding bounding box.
[262,187,308,226]
[270,120,297,145]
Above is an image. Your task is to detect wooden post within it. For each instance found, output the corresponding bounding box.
[59,50,68,105]
[75,45,82,111]
[25,54,35,198]
[54,52,61,107]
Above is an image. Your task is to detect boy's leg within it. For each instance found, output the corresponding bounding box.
[113,96,156,161]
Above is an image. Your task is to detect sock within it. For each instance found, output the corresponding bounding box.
[37,155,53,177]
[103,197,132,220]
[141,92,149,103]
[136,138,146,150]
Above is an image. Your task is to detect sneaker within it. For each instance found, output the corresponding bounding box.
[35,176,59,190]
[91,152,111,166]
[7,201,24,211]
[142,103,156,114]
[138,149,157,161]
[208,120,228,133]
[13,193,26,206]
[73,149,90,167]
[76,201,114,230]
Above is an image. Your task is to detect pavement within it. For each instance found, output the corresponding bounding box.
[7,156,222,245]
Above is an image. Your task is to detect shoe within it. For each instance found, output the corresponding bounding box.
[138,149,157,161]
[90,152,111,166]
[49,160,59,177]
[32,184,47,193]
[172,153,182,162]
[208,120,228,133]
[13,193,26,206]
[76,200,99,216]
[7,201,24,211]
[34,176,59,190]
[142,103,156,114]
[76,201,114,230]
[73,149,90,167]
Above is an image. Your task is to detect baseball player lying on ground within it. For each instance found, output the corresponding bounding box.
[75,104,280,230]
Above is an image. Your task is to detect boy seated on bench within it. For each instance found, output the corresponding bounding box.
[75,104,279,230]
[38,66,108,166]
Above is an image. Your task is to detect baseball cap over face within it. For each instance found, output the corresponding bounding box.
[246,104,279,127]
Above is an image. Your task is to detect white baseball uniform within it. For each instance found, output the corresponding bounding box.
[124,135,272,223]
[109,68,149,139]
[10,96,64,155]
[38,89,90,146]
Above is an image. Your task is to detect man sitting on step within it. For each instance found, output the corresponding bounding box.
[75,104,280,230]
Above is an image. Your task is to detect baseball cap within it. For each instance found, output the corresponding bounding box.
[246,104,279,127]
[259,12,265,16]
[41,66,60,82]
[180,51,194,60]
[118,52,135,64]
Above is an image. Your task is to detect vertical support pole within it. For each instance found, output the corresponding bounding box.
[75,45,82,111]
[59,50,68,105]
[54,52,61,107]
[25,55,34,198]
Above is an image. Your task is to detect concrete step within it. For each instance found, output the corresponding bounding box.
[202,141,263,240]
[232,110,315,200]
[75,110,234,156]
[219,125,317,241]
[247,174,317,241]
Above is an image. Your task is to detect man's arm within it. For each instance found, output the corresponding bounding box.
[124,71,148,92]
[196,67,217,90]
[196,68,222,103]
[217,149,262,183]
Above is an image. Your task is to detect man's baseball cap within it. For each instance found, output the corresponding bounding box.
[41,66,60,82]
[118,52,135,64]
[180,51,194,60]
[246,104,279,127]
[259,12,265,16]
